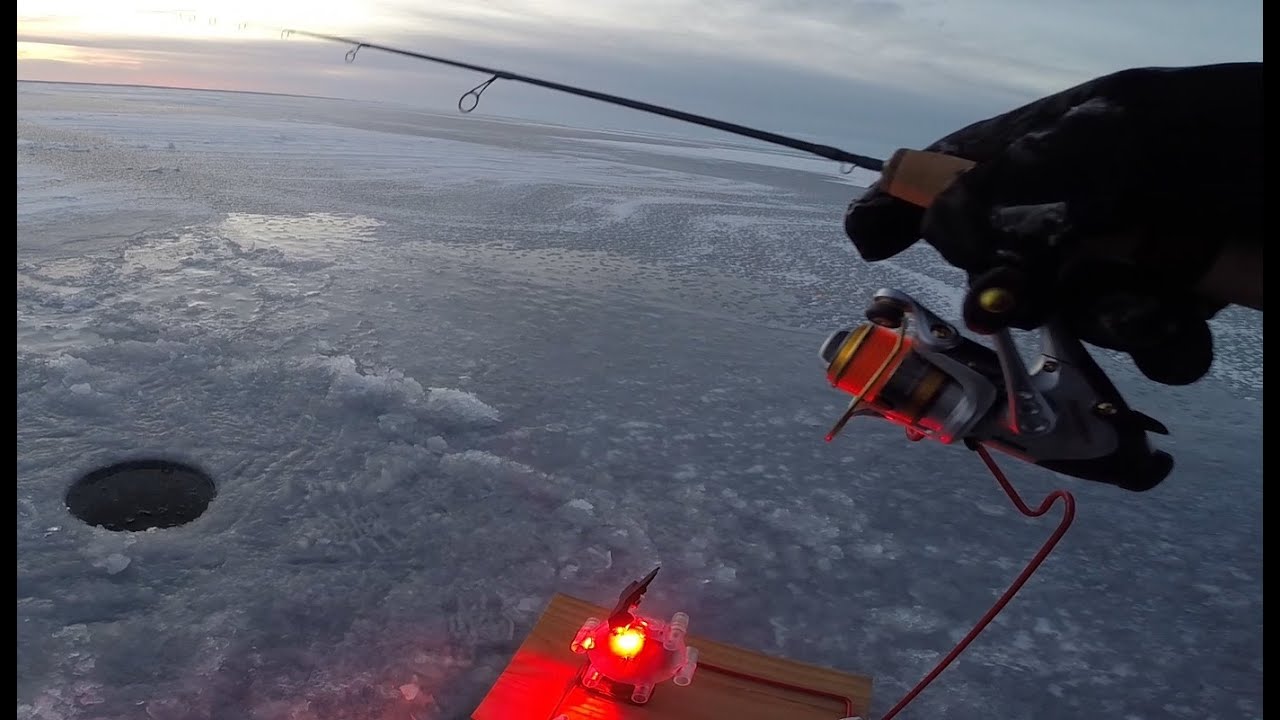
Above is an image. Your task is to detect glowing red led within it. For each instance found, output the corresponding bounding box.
[608,626,645,659]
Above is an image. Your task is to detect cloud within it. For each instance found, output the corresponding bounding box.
[16,1,1264,154]
[367,0,1191,112]
[15,29,971,154]
[17,41,144,68]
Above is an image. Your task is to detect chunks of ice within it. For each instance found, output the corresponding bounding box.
[376,412,418,440]
[425,387,500,427]
[712,564,737,584]
[321,355,425,409]
[557,498,596,524]
[73,681,104,704]
[362,443,436,493]
[438,451,541,483]
[94,553,131,575]
[579,546,613,570]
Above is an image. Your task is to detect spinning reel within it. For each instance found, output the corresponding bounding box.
[820,288,1174,491]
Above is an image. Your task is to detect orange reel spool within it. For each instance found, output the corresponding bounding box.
[822,323,954,438]
[824,323,913,402]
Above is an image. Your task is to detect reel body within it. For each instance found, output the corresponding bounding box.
[820,289,1173,491]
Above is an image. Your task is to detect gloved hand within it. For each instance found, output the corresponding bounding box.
[845,63,1262,385]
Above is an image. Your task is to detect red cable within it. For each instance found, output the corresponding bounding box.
[557,446,1073,720]
[879,444,1076,720]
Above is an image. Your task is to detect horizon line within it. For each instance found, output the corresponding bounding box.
[15,78,798,150]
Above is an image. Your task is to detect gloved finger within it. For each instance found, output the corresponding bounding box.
[843,185,924,261]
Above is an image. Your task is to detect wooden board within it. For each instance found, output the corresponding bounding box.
[473,593,872,720]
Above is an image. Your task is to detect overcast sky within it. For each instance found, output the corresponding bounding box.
[16,0,1264,156]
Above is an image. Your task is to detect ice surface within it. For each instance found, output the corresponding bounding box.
[17,81,1263,720]
[571,137,868,180]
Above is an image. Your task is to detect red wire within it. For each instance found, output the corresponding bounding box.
[878,444,1076,720]
[557,445,1074,720]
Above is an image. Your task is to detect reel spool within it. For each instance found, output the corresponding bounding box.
[821,322,957,441]
[819,299,1001,446]
[817,289,1175,492]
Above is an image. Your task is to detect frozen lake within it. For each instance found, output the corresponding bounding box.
[17,81,1263,720]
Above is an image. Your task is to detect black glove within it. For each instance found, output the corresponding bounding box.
[845,63,1262,385]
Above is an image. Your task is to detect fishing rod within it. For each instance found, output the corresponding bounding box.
[269,25,886,173]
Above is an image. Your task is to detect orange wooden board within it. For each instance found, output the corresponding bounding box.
[473,593,872,720]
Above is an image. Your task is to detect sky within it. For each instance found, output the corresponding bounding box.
[15,0,1265,156]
